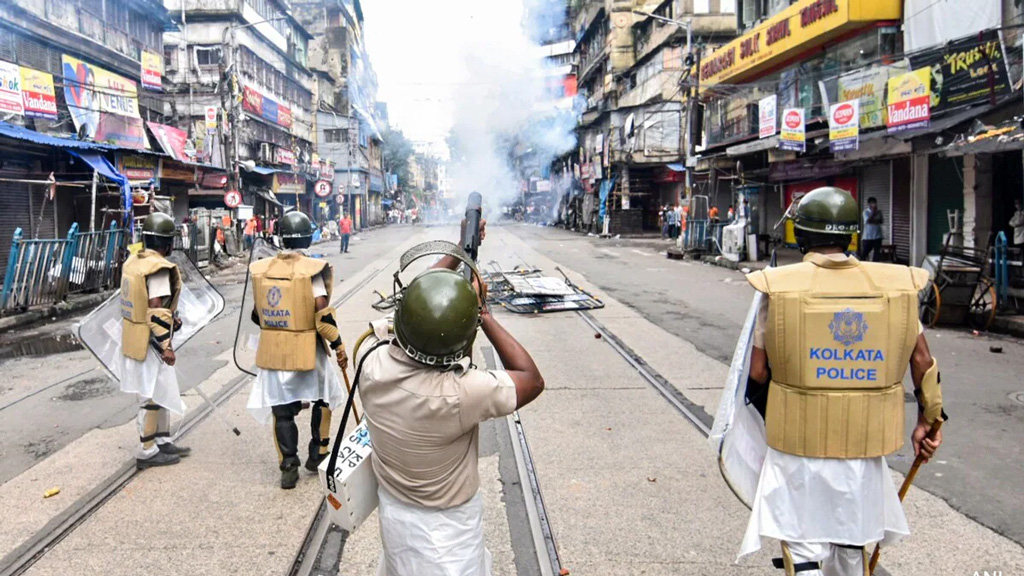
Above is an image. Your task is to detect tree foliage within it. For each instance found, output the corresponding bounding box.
[381,127,415,189]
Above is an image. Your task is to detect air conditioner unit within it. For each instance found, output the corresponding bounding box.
[259,143,273,163]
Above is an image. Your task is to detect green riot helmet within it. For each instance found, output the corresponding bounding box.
[141,212,176,252]
[393,268,480,367]
[790,186,858,253]
[279,211,314,249]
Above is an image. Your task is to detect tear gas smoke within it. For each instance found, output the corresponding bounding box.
[446,0,578,214]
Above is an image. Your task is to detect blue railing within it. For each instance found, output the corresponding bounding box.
[1,222,126,314]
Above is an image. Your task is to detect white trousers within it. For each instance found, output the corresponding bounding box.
[785,541,867,576]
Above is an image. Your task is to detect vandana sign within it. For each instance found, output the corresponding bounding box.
[886,68,931,133]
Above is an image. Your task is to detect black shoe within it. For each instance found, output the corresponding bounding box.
[281,466,299,489]
[137,451,181,470]
[158,443,192,457]
[305,452,327,473]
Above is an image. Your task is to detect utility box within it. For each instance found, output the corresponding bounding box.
[319,421,379,532]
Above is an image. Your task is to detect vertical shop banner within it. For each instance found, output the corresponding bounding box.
[205,105,218,132]
[837,66,892,129]
[886,68,931,133]
[829,100,860,152]
[20,66,57,119]
[140,51,163,91]
[908,30,1009,113]
[62,55,148,149]
[778,108,806,152]
[0,61,25,115]
[759,94,777,139]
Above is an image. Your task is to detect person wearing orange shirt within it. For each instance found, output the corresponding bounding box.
[339,214,352,253]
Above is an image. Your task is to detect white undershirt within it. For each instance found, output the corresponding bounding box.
[146,270,172,299]
[311,272,327,298]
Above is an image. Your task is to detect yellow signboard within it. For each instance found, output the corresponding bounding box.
[699,0,902,86]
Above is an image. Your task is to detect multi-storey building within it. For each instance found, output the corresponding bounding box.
[163,0,317,218]
[0,0,172,274]
[295,0,386,229]
[571,0,735,234]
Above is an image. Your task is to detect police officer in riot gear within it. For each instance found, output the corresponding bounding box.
[247,211,348,489]
[738,187,945,575]
[120,212,190,469]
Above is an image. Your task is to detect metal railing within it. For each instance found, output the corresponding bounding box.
[1,222,127,315]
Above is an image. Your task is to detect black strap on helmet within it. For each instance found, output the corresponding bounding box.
[324,339,391,494]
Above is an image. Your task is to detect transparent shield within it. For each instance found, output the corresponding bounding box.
[233,239,280,376]
[76,250,226,382]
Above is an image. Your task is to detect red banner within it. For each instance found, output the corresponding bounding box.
[242,86,263,117]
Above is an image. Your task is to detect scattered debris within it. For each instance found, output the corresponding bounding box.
[594,333,602,339]
[647,477,657,483]
[559,569,570,576]
[43,487,60,498]
[481,263,605,314]
[740,267,751,274]
[990,346,1003,354]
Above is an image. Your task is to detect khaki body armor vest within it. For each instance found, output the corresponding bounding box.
[747,253,929,459]
[250,252,334,371]
[120,250,181,360]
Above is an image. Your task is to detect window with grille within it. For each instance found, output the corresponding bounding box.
[196,47,222,67]
[324,129,348,143]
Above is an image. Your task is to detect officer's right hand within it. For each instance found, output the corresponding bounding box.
[161,348,176,366]
[912,415,942,463]
[336,346,349,371]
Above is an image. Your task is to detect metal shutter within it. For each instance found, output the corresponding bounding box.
[891,157,912,264]
[0,180,33,282]
[859,162,892,241]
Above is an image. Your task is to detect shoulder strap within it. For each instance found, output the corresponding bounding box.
[325,339,392,494]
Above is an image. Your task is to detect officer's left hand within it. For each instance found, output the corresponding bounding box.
[336,346,349,371]
[912,416,942,463]
[173,317,183,331]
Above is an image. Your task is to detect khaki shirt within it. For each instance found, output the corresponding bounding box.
[360,343,517,509]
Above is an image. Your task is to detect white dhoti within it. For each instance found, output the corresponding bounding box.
[112,347,185,458]
[376,487,492,576]
[246,345,347,424]
[739,447,910,575]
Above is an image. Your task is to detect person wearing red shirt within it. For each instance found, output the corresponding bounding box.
[339,214,352,253]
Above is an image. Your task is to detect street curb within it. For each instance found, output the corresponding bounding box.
[990,315,1024,338]
[0,292,110,333]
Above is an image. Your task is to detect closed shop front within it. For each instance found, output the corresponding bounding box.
[858,161,892,242]
[891,157,912,263]
[0,178,33,280]
[927,156,965,254]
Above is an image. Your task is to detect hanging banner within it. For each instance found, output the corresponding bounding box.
[242,85,292,129]
[908,29,1010,114]
[837,66,892,130]
[886,68,931,133]
[140,51,163,91]
[20,66,57,120]
[0,61,25,115]
[778,108,806,152]
[758,94,777,139]
[62,55,148,149]
[146,121,190,162]
[275,147,296,166]
[205,105,218,131]
[829,100,860,152]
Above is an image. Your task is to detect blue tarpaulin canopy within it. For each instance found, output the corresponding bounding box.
[70,151,133,232]
[0,121,115,151]
[666,163,685,172]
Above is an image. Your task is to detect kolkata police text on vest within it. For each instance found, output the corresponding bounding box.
[810,308,884,382]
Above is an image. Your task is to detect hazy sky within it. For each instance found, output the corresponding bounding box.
[360,0,526,153]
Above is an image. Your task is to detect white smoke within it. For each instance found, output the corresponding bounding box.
[446,0,578,212]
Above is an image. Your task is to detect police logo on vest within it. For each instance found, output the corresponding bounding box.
[809,308,882,382]
[267,286,282,307]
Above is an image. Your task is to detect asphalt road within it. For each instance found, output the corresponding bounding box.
[0,225,417,485]
[506,223,1024,547]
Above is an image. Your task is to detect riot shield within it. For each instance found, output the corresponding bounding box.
[708,291,767,509]
[76,250,225,382]
[233,238,280,376]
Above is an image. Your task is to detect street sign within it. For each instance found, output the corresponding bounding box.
[205,106,217,132]
[314,179,332,198]
[224,189,242,208]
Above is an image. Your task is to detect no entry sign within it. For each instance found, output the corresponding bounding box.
[314,180,332,198]
[224,189,242,208]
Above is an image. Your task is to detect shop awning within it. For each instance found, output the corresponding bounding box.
[243,164,283,176]
[70,151,132,229]
[942,124,1024,157]
[256,189,284,206]
[727,136,779,157]
[0,121,116,151]
[666,163,685,172]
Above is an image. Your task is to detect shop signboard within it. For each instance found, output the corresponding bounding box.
[779,108,806,152]
[118,154,158,181]
[886,68,931,133]
[61,54,148,149]
[20,66,57,119]
[243,85,292,129]
[140,51,163,91]
[828,99,860,152]
[0,61,24,115]
[908,29,1009,114]
[837,65,892,129]
[759,95,777,139]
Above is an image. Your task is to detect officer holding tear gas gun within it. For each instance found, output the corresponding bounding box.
[356,193,546,575]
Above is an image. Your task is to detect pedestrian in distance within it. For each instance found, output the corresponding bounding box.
[728,204,736,222]
[660,205,670,239]
[117,213,191,470]
[860,196,884,262]
[339,213,352,253]
[246,211,349,489]
[737,187,945,576]
[1010,197,1024,248]
[358,220,545,575]
[244,216,258,251]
